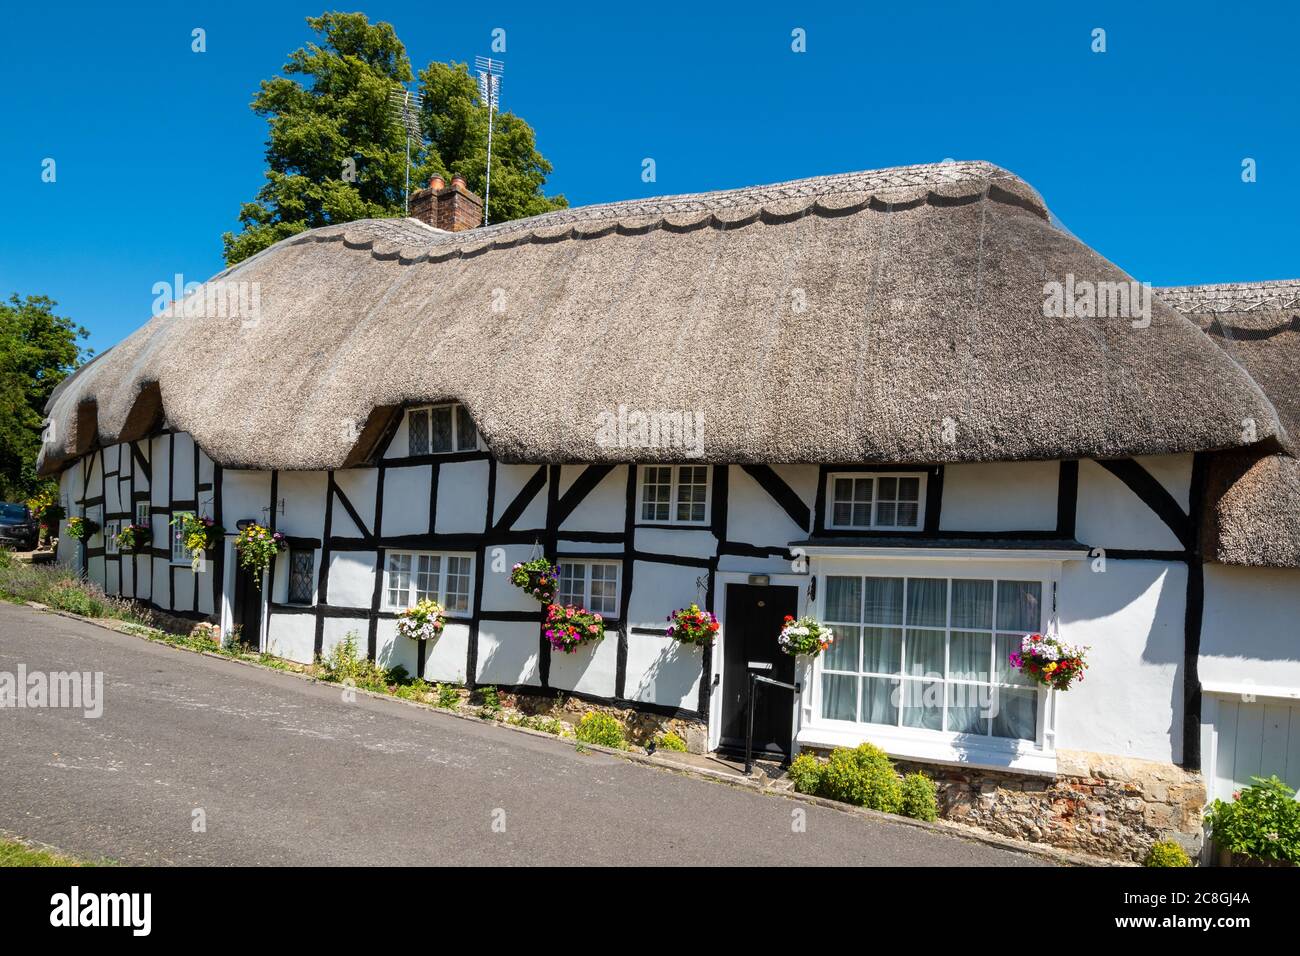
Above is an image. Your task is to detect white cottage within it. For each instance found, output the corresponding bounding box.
[36,163,1300,858]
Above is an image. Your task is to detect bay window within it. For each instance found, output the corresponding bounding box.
[819,572,1044,744]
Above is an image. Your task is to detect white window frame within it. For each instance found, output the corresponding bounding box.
[826,471,927,531]
[406,403,480,456]
[801,554,1063,774]
[104,519,120,555]
[381,550,475,617]
[135,501,150,530]
[556,559,622,618]
[170,510,194,565]
[637,465,712,526]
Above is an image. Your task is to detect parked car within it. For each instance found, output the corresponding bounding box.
[0,502,39,550]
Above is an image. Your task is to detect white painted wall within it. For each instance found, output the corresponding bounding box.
[380,465,431,536]
[1202,565,1300,691]
[558,465,626,533]
[939,461,1058,532]
[476,619,541,686]
[625,635,702,709]
[435,460,489,534]
[1076,460,1184,552]
[1056,559,1187,763]
[549,630,619,698]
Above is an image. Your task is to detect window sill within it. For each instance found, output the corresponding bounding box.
[796,721,1057,776]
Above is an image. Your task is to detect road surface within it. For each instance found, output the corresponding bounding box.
[0,602,1048,866]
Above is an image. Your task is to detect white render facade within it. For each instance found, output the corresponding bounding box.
[51,407,1300,810]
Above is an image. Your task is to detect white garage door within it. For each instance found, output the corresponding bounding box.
[1209,695,1300,803]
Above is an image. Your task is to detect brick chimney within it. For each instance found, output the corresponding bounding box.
[408,174,483,232]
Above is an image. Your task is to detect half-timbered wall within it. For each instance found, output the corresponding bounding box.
[53,427,1290,775]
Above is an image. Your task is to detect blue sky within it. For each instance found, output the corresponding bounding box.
[1,1,1296,354]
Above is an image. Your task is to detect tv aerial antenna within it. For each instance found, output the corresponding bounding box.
[475,56,504,226]
[388,86,426,215]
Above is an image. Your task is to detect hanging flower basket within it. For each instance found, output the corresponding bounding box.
[115,523,152,553]
[64,515,97,542]
[172,513,224,572]
[233,523,286,587]
[544,603,605,654]
[28,493,63,538]
[777,614,834,658]
[666,603,719,647]
[510,557,558,604]
[397,599,447,642]
[1009,633,1089,690]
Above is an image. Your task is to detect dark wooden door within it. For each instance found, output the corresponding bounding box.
[720,583,799,758]
[231,564,262,650]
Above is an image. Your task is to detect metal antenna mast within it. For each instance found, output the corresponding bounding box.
[475,56,504,226]
[388,86,425,215]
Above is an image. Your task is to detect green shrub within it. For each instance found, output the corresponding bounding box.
[474,685,502,718]
[787,752,823,795]
[655,731,688,752]
[316,633,389,692]
[1205,776,1300,864]
[1145,839,1192,867]
[900,772,939,822]
[575,711,626,749]
[818,744,903,813]
[435,683,461,709]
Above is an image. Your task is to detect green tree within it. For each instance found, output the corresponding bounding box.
[416,61,567,224]
[0,294,90,502]
[224,13,565,266]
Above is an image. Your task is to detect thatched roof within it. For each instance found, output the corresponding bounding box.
[39,161,1280,476]
[1159,281,1300,567]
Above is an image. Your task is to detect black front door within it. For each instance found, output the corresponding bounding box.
[720,583,799,759]
[231,564,262,650]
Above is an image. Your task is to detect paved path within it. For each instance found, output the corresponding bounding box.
[0,603,1047,866]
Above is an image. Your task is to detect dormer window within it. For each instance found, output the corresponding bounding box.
[408,403,478,455]
[827,472,926,531]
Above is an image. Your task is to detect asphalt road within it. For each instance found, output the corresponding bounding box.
[0,602,1047,866]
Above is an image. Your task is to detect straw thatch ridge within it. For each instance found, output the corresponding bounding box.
[38,161,1279,478]
[1160,280,1300,567]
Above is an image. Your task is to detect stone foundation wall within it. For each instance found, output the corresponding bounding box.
[893,750,1205,862]
[508,690,708,752]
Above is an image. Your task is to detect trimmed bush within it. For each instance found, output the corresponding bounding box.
[575,711,626,749]
[819,743,903,813]
[900,772,939,822]
[787,752,823,795]
[655,731,688,752]
[1145,840,1192,867]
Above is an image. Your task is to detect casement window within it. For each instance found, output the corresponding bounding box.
[135,501,150,530]
[819,573,1044,743]
[171,511,193,564]
[407,403,479,456]
[556,560,621,617]
[383,551,473,615]
[104,520,119,555]
[638,465,710,525]
[287,549,315,605]
[827,472,926,530]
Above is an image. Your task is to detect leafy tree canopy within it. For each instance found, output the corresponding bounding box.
[0,294,90,502]
[224,12,566,265]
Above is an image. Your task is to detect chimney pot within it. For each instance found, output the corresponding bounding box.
[451,174,467,189]
[429,175,445,191]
